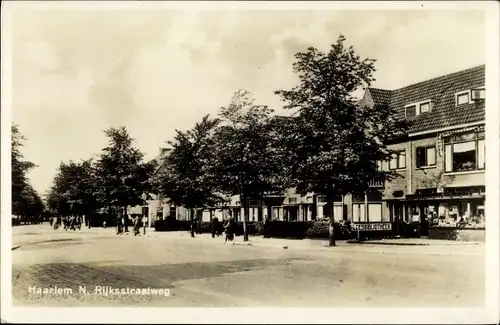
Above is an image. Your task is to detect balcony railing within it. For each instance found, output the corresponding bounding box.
[368,178,384,188]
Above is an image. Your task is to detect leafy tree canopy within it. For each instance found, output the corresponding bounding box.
[275,35,410,199]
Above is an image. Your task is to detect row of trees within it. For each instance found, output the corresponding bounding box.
[12,125,45,222]
[44,35,409,246]
[46,127,157,232]
[154,35,409,245]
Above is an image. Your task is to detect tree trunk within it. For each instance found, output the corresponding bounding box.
[242,196,249,241]
[328,198,336,247]
[123,206,129,232]
[312,195,318,220]
[190,208,195,238]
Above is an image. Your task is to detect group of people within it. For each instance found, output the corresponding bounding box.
[116,215,148,236]
[50,215,82,231]
[190,216,236,243]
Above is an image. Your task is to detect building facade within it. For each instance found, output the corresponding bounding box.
[360,64,486,234]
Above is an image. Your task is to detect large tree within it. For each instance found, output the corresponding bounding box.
[11,124,38,219]
[155,115,224,236]
[214,90,283,241]
[46,160,100,220]
[275,35,409,246]
[94,127,157,232]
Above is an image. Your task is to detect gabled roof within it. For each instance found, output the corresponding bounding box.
[368,88,391,106]
[367,64,485,135]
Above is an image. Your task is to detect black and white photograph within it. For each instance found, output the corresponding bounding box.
[1,1,499,324]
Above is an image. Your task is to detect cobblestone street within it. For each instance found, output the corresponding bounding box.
[11,224,485,307]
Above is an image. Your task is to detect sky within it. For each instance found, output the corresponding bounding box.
[5,5,486,196]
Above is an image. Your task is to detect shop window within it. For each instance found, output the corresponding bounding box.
[416,146,436,168]
[431,201,485,229]
[352,203,366,222]
[368,204,383,222]
[444,131,485,172]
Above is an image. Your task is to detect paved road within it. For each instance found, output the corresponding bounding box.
[11,224,485,307]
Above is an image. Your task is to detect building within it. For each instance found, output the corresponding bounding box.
[356,64,486,238]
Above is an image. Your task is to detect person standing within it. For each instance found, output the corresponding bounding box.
[224,217,234,243]
[211,217,220,238]
[116,214,123,235]
[142,214,148,235]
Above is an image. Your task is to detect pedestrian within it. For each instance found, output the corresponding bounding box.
[142,215,148,235]
[133,216,139,236]
[211,217,220,238]
[116,215,123,235]
[197,217,202,235]
[224,217,234,243]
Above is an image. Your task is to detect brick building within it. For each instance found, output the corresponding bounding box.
[357,64,485,232]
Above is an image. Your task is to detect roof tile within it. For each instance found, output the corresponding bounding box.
[367,65,485,134]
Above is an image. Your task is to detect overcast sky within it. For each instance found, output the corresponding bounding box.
[6,6,486,195]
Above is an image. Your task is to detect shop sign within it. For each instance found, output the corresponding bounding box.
[352,223,392,231]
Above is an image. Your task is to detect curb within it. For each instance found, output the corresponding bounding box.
[12,245,20,251]
[350,241,481,246]
[354,242,430,246]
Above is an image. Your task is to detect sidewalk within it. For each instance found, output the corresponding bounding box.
[148,231,483,249]
[354,238,483,246]
[148,231,346,250]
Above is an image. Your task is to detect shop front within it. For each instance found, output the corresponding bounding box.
[404,186,485,241]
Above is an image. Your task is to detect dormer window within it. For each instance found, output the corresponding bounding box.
[418,100,434,114]
[405,100,433,118]
[471,87,485,101]
[456,91,470,106]
[405,104,417,118]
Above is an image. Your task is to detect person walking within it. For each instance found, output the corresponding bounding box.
[133,216,140,236]
[211,217,220,238]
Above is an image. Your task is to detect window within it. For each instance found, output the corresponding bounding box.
[471,88,485,101]
[405,105,416,118]
[289,197,297,204]
[389,150,406,170]
[389,154,397,170]
[419,102,431,114]
[368,204,383,222]
[444,131,485,173]
[456,92,470,106]
[416,146,436,168]
[398,151,406,169]
[352,204,366,222]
